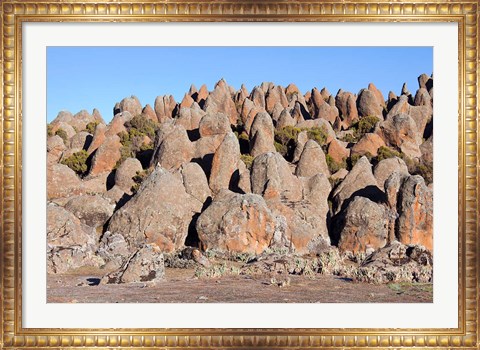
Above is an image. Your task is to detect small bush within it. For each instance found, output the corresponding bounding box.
[125,115,159,139]
[85,121,99,134]
[348,152,373,170]
[131,168,153,194]
[325,154,346,174]
[274,125,329,159]
[415,163,433,184]
[240,154,254,170]
[61,150,88,175]
[55,129,68,143]
[340,133,357,144]
[274,141,288,156]
[376,146,402,162]
[47,124,54,137]
[355,116,380,136]
[307,126,329,147]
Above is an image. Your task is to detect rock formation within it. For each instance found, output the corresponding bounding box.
[46,75,434,282]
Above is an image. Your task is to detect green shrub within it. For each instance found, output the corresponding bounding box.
[274,141,288,156]
[240,154,254,170]
[125,115,159,139]
[348,152,373,170]
[355,115,380,136]
[47,124,54,137]
[274,126,302,146]
[414,163,433,184]
[61,150,88,175]
[55,128,68,143]
[131,168,153,194]
[325,154,346,174]
[307,126,329,147]
[274,125,329,159]
[85,121,99,134]
[376,146,402,162]
[340,133,357,143]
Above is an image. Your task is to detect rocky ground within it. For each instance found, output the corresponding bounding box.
[47,74,433,302]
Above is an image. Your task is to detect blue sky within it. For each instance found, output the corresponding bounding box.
[47,47,432,123]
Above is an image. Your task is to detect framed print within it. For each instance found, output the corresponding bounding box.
[1,0,478,349]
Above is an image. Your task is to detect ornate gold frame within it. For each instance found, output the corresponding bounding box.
[1,0,478,349]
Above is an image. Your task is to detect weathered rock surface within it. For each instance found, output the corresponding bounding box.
[47,204,103,274]
[209,132,240,194]
[101,243,165,284]
[107,166,196,253]
[250,112,276,157]
[153,125,194,170]
[335,196,388,253]
[204,79,238,124]
[373,157,409,189]
[351,133,386,157]
[154,95,176,123]
[114,157,143,194]
[199,113,231,137]
[357,88,383,118]
[89,135,122,176]
[397,175,433,250]
[295,140,330,177]
[378,113,422,159]
[352,241,432,283]
[47,164,84,200]
[331,156,381,215]
[64,194,115,228]
[196,190,276,254]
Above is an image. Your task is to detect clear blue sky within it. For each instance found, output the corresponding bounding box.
[47,47,432,123]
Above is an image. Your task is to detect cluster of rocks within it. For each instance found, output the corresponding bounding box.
[47,74,433,284]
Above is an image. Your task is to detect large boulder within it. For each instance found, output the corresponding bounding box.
[295,140,330,177]
[335,196,388,253]
[141,104,158,122]
[107,165,196,253]
[351,133,386,157]
[335,90,359,129]
[175,104,206,131]
[240,98,261,134]
[47,164,84,200]
[196,190,276,254]
[64,194,115,228]
[251,153,331,253]
[265,85,288,114]
[203,79,238,124]
[47,204,103,273]
[178,162,212,211]
[114,157,143,194]
[47,135,67,165]
[154,95,176,123]
[249,112,276,157]
[331,156,381,215]
[327,138,349,164]
[153,125,194,171]
[378,113,422,159]
[101,243,165,284]
[116,96,142,117]
[396,175,433,250]
[373,157,409,189]
[209,132,240,195]
[198,113,231,137]
[89,135,122,176]
[357,88,383,118]
[69,131,92,151]
[86,123,107,155]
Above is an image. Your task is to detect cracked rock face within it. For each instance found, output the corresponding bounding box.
[101,243,165,284]
[107,165,197,255]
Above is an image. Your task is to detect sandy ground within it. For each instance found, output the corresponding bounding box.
[47,267,433,303]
